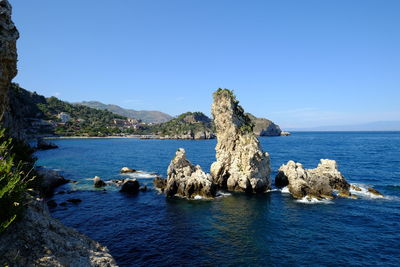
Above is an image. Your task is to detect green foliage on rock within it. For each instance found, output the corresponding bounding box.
[152,112,213,137]
[0,129,36,234]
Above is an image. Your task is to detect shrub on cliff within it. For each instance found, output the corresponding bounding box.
[0,129,35,234]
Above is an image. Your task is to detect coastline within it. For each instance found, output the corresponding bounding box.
[45,135,158,139]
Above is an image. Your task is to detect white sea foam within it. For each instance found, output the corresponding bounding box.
[194,195,203,200]
[295,196,334,204]
[280,187,290,194]
[350,183,390,200]
[267,188,280,193]
[216,191,232,198]
[121,172,157,179]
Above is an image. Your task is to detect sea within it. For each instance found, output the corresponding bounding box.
[35,132,400,266]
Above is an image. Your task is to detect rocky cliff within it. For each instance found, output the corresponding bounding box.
[210,89,271,193]
[0,0,19,137]
[246,113,282,136]
[0,193,116,267]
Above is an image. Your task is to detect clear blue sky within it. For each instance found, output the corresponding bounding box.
[11,0,400,128]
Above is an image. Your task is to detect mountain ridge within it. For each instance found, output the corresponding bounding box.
[75,101,172,123]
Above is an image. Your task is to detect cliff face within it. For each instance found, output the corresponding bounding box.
[0,0,19,135]
[0,194,117,267]
[210,89,271,193]
[246,113,282,136]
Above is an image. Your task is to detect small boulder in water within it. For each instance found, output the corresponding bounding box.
[93,176,106,188]
[351,185,362,191]
[120,167,136,174]
[139,185,148,192]
[368,187,384,197]
[120,179,140,194]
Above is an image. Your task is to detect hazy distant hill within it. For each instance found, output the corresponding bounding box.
[288,121,400,131]
[76,101,172,123]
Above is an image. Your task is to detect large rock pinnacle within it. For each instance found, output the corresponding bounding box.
[210,89,271,193]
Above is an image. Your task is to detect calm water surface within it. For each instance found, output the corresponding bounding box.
[36,132,400,266]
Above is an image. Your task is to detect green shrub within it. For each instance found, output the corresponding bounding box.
[0,129,34,234]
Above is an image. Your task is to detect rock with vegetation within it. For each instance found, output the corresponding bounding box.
[275,159,353,199]
[153,112,215,140]
[165,148,216,199]
[0,193,116,267]
[210,89,271,193]
[246,113,282,136]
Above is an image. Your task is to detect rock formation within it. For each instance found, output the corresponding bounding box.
[120,179,140,194]
[0,193,116,266]
[0,0,19,138]
[165,148,216,199]
[37,167,69,197]
[275,159,352,199]
[93,176,106,188]
[210,89,271,193]
[246,113,282,136]
[120,167,136,173]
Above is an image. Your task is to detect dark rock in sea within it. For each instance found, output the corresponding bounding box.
[47,200,57,208]
[93,176,106,188]
[165,148,216,199]
[37,167,69,197]
[153,177,167,192]
[57,190,66,195]
[59,202,67,206]
[67,198,82,204]
[120,179,140,194]
[275,159,352,199]
[36,138,58,150]
[120,167,136,173]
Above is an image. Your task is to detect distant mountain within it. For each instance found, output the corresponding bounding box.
[288,121,400,131]
[75,101,172,123]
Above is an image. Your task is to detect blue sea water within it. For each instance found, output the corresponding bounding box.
[35,132,400,266]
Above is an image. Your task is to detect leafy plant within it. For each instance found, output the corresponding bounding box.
[0,129,34,234]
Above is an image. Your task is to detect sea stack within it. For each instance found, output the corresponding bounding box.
[275,159,352,199]
[210,89,271,193]
[165,148,216,199]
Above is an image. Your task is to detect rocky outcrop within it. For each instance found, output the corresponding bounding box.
[120,179,140,194]
[165,148,216,199]
[246,113,282,136]
[275,159,351,199]
[37,138,58,150]
[280,131,291,136]
[153,176,167,192]
[0,193,116,267]
[37,167,69,197]
[93,176,106,188]
[0,0,19,137]
[210,89,271,193]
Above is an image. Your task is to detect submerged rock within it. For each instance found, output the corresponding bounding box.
[368,187,384,197]
[210,89,271,193]
[93,176,106,188]
[166,148,216,199]
[0,193,116,266]
[120,179,140,194]
[120,167,136,173]
[275,159,351,199]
